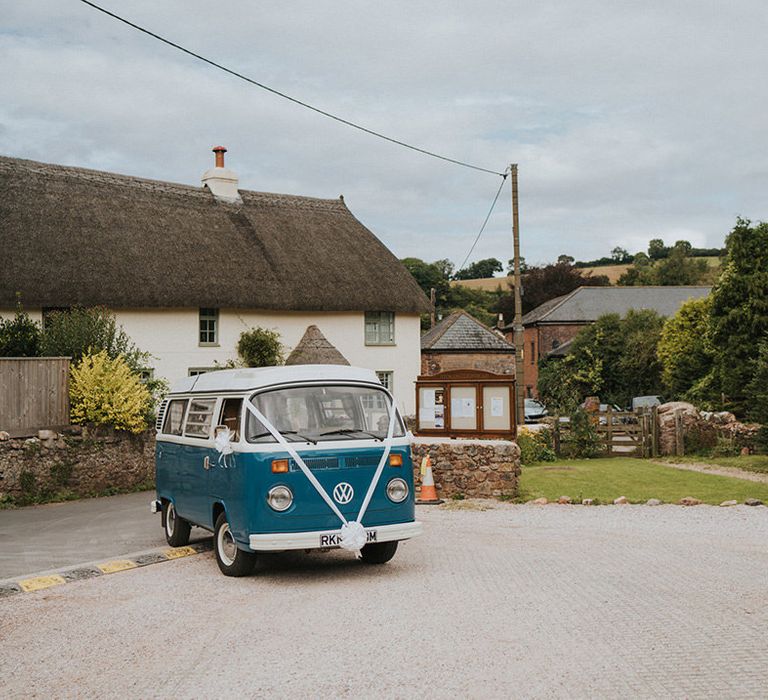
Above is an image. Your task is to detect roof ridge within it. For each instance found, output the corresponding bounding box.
[0,154,346,211]
[533,287,581,322]
[422,310,463,348]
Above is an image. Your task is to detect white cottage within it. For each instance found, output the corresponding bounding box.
[0,149,430,414]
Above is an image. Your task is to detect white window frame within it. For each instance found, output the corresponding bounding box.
[188,367,217,376]
[364,311,395,346]
[375,370,393,392]
[199,308,219,346]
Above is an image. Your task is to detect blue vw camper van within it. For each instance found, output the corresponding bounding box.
[152,365,422,576]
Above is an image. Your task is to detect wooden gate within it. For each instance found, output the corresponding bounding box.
[0,357,71,436]
[553,406,659,458]
[596,406,659,457]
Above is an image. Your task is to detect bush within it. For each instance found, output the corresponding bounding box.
[562,409,602,458]
[41,306,147,371]
[755,426,768,455]
[0,306,41,357]
[517,427,556,464]
[70,350,152,433]
[683,423,718,455]
[237,327,284,367]
[711,435,740,458]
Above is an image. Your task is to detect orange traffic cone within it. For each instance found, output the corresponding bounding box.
[416,455,444,505]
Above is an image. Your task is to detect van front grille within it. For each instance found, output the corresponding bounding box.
[288,454,384,471]
[289,457,339,472]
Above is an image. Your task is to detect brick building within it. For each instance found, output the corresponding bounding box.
[421,310,515,376]
[503,286,711,398]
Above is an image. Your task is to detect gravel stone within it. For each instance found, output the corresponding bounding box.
[2,505,768,697]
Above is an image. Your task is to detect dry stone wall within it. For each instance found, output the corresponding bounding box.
[0,427,154,502]
[411,438,521,499]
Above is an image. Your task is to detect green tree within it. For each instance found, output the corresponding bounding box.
[40,307,147,372]
[538,310,665,407]
[611,246,630,262]
[454,258,503,280]
[657,296,714,401]
[710,218,768,414]
[648,238,669,260]
[237,327,284,367]
[619,246,708,286]
[0,305,41,357]
[745,336,768,424]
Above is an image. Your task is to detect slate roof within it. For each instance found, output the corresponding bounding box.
[0,155,431,313]
[516,286,711,326]
[421,311,514,352]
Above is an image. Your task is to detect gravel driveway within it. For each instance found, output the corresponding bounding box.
[2,503,767,698]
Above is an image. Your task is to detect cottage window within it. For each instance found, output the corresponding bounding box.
[375,370,393,392]
[188,367,216,376]
[199,308,219,345]
[365,311,395,345]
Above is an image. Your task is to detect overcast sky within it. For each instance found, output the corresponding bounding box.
[2,1,766,270]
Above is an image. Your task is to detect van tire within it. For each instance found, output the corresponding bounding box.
[359,540,398,565]
[214,513,256,577]
[163,500,191,547]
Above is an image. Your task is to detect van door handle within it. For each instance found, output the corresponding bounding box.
[203,456,211,470]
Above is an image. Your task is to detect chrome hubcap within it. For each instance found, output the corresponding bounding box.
[218,523,237,566]
[166,503,176,535]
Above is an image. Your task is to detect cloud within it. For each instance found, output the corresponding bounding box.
[1,0,766,267]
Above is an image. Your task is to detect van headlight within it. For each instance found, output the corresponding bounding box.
[267,485,293,512]
[386,478,409,503]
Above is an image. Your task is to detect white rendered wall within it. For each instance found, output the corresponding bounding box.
[114,309,421,415]
[0,307,421,413]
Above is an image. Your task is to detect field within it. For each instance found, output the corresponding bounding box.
[451,257,721,290]
[519,457,768,504]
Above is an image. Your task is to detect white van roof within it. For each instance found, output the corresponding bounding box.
[169,364,382,395]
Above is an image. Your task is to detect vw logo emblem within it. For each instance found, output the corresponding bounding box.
[333,482,354,505]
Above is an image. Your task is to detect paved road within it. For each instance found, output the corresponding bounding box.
[0,491,209,579]
[2,502,767,698]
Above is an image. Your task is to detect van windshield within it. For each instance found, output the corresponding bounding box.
[246,384,405,443]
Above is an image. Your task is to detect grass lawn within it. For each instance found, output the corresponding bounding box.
[657,454,768,476]
[519,458,768,505]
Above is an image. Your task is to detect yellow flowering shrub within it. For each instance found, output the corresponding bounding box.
[70,350,151,433]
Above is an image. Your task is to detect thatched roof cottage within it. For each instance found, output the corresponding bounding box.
[0,149,430,413]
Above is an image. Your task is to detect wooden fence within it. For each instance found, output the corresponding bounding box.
[0,357,71,437]
[554,406,660,458]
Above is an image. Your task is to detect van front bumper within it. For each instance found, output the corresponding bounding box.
[248,521,423,552]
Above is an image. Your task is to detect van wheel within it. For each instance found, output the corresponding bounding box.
[163,500,191,547]
[359,541,398,565]
[214,513,256,577]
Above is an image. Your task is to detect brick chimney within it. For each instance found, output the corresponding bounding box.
[201,146,241,202]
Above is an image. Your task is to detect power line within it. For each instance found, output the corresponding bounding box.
[457,170,509,272]
[77,0,507,178]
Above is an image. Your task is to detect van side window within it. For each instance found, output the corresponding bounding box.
[219,398,243,441]
[184,398,217,439]
[163,399,188,436]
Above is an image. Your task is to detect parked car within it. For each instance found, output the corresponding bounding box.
[524,398,548,423]
[631,395,662,411]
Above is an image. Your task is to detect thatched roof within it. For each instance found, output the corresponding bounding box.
[285,325,350,366]
[421,310,513,352]
[0,155,431,313]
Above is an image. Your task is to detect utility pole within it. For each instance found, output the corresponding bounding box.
[510,164,525,431]
[430,287,436,328]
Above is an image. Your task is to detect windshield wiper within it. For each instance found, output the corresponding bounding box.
[249,430,317,444]
[319,428,384,441]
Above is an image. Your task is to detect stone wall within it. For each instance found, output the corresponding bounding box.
[0,427,154,502]
[657,402,761,456]
[411,437,521,499]
[421,351,515,377]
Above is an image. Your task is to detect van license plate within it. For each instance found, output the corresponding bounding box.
[319,530,377,546]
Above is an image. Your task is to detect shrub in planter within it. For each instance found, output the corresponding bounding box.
[70,350,152,433]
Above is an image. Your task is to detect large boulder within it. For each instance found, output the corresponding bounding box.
[657,402,700,455]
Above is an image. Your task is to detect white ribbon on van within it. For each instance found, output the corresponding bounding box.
[244,396,398,552]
